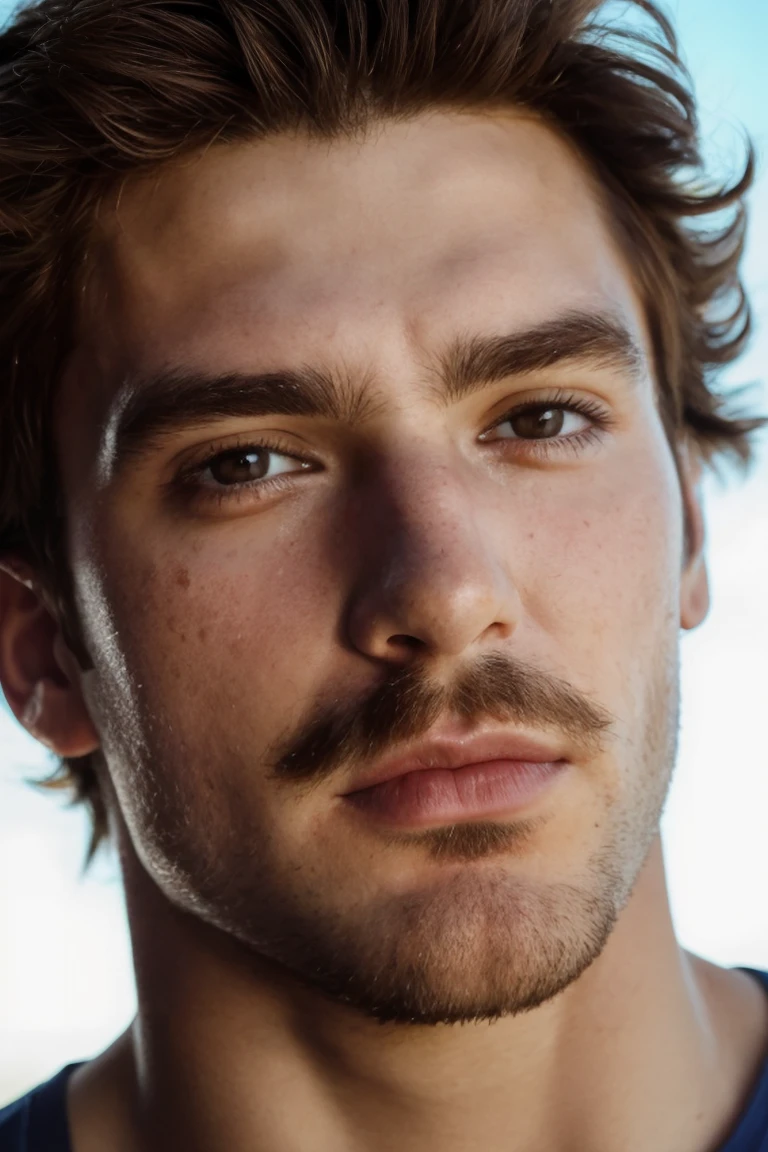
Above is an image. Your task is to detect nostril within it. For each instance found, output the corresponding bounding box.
[388,634,424,651]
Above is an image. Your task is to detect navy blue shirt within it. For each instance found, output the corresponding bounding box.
[3,969,768,1151]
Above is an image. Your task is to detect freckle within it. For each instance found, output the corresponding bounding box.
[198,627,208,642]
[175,566,191,590]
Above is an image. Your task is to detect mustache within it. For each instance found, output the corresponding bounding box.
[267,652,614,787]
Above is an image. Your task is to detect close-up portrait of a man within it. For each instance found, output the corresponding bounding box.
[0,0,767,1149]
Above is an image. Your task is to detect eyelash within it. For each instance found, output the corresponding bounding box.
[172,389,613,509]
[483,389,612,458]
[172,433,309,509]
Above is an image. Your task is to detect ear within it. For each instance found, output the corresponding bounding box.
[678,445,710,632]
[0,558,100,756]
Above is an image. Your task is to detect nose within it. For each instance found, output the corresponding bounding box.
[344,454,522,665]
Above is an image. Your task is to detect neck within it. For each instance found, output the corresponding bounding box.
[69,836,768,1152]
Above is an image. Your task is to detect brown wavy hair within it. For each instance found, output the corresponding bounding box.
[0,0,762,860]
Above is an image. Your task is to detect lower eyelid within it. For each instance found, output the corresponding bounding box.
[490,426,607,461]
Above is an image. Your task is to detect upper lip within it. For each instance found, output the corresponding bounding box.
[341,729,568,795]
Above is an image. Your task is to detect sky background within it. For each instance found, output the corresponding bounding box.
[2,0,768,1107]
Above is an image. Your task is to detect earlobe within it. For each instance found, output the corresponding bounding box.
[0,560,100,757]
[18,673,101,757]
[678,444,710,632]
[680,552,710,631]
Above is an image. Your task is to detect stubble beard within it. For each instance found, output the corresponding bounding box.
[204,788,674,1029]
[106,637,680,1027]
[205,657,680,1026]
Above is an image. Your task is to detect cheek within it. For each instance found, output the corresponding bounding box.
[76,520,344,876]
[82,518,342,750]
[518,432,682,674]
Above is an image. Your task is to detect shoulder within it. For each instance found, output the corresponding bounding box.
[0,1065,81,1152]
[719,968,768,1151]
[0,1091,27,1152]
[746,968,768,993]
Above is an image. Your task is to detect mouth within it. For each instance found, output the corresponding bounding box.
[340,730,570,829]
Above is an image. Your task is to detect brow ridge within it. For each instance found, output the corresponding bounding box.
[107,308,643,473]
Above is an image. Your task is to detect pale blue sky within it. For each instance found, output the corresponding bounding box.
[1,0,767,1105]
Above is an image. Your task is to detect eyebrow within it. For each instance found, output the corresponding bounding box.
[106,310,644,474]
[437,310,644,405]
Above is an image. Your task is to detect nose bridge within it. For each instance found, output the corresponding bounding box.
[387,456,486,574]
[345,445,520,660]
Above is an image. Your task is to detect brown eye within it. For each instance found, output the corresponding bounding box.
[509,406,565,439]
[488,403,593,443]
[208,448,269,485]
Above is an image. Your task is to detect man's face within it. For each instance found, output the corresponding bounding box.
[56,110,705,1023]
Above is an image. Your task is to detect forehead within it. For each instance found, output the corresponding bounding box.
[72,109,645,411]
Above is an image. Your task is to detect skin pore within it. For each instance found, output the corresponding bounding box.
[1,108,767,1151]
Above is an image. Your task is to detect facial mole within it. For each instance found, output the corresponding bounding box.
[198,627,208,642]
[175,566,191,590]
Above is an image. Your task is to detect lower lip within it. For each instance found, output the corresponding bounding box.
[344,759,567,828]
